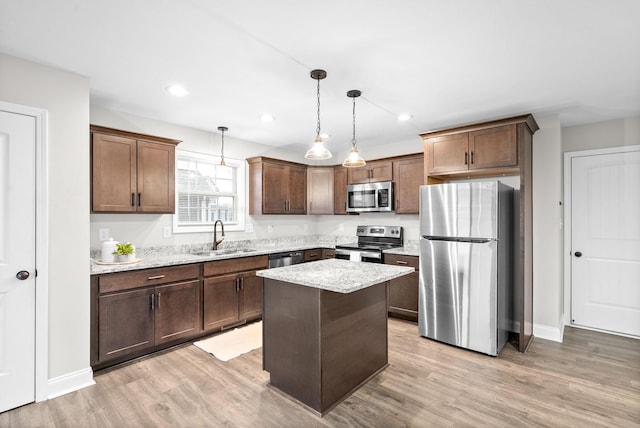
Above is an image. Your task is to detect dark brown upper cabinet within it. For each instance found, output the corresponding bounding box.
[247,157,307,215]
[347,159,393,184]
[91,125,180,213]
[423,122,520,177]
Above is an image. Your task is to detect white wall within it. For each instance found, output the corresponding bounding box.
[562,116,640,152]
[0,54,91,382]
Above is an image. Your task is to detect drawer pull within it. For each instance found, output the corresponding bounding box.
[396,260,408,265]
[147,275,166,280]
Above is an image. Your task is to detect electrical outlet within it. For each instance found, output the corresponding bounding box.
[268,225,274,233]
[245,222,254,233]
[163,226,172,238]
[99,228,109,241]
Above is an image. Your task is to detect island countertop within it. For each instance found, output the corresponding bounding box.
[256,258,414,293]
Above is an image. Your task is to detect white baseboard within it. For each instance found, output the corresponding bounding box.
[47,367,95,400]
[533,317,565,343]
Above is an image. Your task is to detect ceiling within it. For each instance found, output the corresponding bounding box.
[1,0,639,155]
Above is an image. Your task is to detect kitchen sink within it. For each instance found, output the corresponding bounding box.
[190,248,256,257]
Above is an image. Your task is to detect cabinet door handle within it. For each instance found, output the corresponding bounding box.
[396,260,408,265]
[147,275,165,280]
[470,151,474,164]
[138,192,141,206]
[240,277,244,291]
[131,193,135,206]
[150,293,155,310]
[464,152,468,165]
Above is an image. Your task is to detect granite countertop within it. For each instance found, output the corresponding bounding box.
[383,245,419,257]
[90,237,420,275]
[256,258,414,293]
[90,243,323,275]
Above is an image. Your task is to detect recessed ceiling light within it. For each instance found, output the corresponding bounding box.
[261,113,275,123]
[397,113,412,121]
[166,85,189,97]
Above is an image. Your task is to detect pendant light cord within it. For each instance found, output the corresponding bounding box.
[352,95,357,147]
[220,130,225,164]
[316,77,321,138]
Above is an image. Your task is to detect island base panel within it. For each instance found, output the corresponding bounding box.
[263,279,388,415]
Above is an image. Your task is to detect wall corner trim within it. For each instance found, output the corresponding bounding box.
[533,317,565,343]
[46,368,95,400]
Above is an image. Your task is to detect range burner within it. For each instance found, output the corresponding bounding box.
[335,225,403,263]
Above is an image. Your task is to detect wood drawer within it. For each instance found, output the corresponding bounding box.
[322,248,335,259]
[98,264,201,294]
[304,248,322,262]
[203,255,268,277]
[384,254,419,270]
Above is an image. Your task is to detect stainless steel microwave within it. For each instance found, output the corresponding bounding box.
[346,181,394,213]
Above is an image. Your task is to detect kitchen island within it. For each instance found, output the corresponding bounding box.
[256,258,414,415]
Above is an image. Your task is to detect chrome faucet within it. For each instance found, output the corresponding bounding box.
[213,220,225,250]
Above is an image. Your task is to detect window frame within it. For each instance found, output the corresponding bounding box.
[172,149,246,234]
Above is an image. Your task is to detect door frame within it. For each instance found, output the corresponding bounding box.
[0,100,49,402]
[563,144,640,331]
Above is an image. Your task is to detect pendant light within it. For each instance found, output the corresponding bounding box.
[305,69,332,160]
[342,89,366,168]
[218,126,228,166]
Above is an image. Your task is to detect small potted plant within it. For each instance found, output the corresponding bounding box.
[113,242,135,262]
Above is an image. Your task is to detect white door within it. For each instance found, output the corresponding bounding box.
[571,148,640,337]
[0,110,36,412]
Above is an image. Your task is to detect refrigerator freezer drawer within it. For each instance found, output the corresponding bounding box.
[418,238,499,355]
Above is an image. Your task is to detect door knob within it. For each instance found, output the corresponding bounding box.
[574,251,582,258]
[16,270,30,280]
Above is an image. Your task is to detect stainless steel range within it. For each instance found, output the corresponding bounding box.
[335,225,403,263]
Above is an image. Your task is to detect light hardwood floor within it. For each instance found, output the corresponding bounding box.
[2,319,639,427]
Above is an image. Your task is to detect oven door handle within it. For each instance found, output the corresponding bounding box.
[335,249,382,260]
[358,251,382,259]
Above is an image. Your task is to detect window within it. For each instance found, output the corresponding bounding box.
[173,150,245,233]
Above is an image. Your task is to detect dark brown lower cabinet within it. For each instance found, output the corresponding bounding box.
[384,254,419,322]
[203,273,239,331]
[155,280,201,344]
[202,256,269,332]
[204,270,263,331]
[238,271,263,320]
[97,279,200,364]
[91,264,201,370]
[98,288,155,362]
[91,255,270,370]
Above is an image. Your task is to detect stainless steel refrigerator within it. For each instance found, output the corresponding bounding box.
[418,181,513,356]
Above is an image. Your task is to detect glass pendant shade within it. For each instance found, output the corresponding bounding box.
[305,135,332,160]
[342,146,366,167]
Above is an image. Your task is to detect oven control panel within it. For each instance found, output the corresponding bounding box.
[356,225,402,238]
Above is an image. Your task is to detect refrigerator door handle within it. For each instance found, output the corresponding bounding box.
[423,236,494,244]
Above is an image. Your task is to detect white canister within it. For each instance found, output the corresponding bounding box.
[101,238,119,262]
